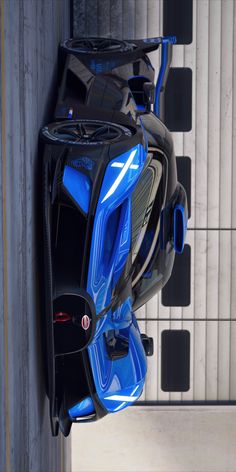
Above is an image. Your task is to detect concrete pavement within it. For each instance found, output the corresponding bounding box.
[0,1,71,470]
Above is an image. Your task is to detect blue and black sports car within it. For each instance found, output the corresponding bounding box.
[40,37,188,436]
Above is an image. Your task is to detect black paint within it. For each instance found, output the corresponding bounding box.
[161,330,190,392]
[163,0,193,44]
[162,244,191,307]
[164,68,192,132]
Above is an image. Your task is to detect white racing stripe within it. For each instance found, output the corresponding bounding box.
[101,149,137,203]
[104,395,139,402]
[111,162,139,170]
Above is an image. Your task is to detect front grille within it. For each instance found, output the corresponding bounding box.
[52,197,87,292]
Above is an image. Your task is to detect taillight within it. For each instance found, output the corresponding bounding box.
[53,312,72,323]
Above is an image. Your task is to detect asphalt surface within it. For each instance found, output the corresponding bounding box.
[0,1,71,471]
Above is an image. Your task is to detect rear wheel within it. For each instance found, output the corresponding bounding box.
[61,37,136,55]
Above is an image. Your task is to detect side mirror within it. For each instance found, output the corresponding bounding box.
[160,184,188,254]
[173,204,187,254]
[143,82,155,112]
[141,334,154,356]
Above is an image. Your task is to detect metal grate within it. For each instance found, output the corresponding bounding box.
[72,0,236,405]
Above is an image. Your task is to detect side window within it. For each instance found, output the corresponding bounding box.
[132,155,164,284]
[104,328,129,361]
[131,157,155,255]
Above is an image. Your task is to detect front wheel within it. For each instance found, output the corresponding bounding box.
[40,119,133,146]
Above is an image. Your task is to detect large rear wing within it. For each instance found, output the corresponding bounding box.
[153,36,176,119]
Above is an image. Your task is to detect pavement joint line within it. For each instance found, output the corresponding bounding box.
[0,0,10,470]
[61,431,65,472]
[188,227,236,231]
[137,318,236,322]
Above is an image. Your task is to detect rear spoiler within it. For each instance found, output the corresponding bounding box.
[153,36,177,119]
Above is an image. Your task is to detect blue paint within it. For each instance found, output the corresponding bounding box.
[85,143,148,414]
[154,36,176,117]
[173,204,187,254]
[69,396,95,419]
[87,144,146,314]
[137,104,146,111]
[143,37,163,44]
[68,108,73,119]
[89,59,117,74]
[73,157,95,171]
[63,165,91,214]
[88,313,146,413]
[128,75,150,81]
[160,199,187,254]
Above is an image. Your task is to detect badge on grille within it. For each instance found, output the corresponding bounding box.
[81,315,91,331]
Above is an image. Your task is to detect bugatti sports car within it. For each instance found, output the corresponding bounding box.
[40,36,188,436]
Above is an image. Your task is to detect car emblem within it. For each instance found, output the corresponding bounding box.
[81,315,91,331]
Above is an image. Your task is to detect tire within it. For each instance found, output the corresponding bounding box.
[40,119,133,146]
[60,37,135,56]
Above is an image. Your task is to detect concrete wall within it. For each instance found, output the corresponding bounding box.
[0,1,71,471]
